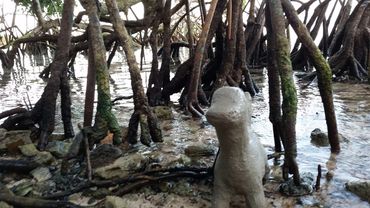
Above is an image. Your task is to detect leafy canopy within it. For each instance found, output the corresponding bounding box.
[16,0,63,15]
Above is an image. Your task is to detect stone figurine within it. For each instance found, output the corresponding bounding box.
[206,87,269,208]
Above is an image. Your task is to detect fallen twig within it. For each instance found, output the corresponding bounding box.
[315,164,322,191]
[42,167,211,200]
[0,159,40,173]
[0,182,81,208]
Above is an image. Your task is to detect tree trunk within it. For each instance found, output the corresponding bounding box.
[32,0,45,28]
[83,26,96,127]
[265,4,283,153]
[185,0,194,56]
[79,0,122,145]
[327,0,352,56]
[159,0,172,103]
[186,0,220,117]
[147,18,162,106]
[106,0,162,146]
[282,0,341,153]
[31,0,75,150]
[329,0,368,79]
[267,0,300,185]
[213,0,241,89]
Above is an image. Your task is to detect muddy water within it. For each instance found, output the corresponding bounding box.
[0,53,370,207]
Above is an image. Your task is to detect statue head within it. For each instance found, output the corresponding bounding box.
[206,87,252,128]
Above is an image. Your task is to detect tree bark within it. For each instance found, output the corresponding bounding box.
[79,0,122,145]
[31,0,75,150]
[32,0,45,28]
[328,0,368,79]
[83,26,96,127]
[265,4,283,153]
[267,0,300,185]
[159,0,172,103]
[282,0,340,153]
[106,0,162,145]
[213,0,241,89]
[187,0,221,117]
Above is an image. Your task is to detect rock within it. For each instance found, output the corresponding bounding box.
[167,155,192,168]
[19,144,40,157]
[30,167,52,182]
[0,130,32,153]
[105,196,129,208]
[270,165,284,182]
[153,106,174,120]
[0,128,6,139]
[345,180,370,202]
[172,179,193,196]
[9,179,33,196]
[46,141,72,158]
[310,128,329,146]
[95,153,146,179]
[32,180,56,196]
[90,144,122,169]
[0,201,13,208]
[279,172,314,196]
[33,151,55,165]
[48,133,65,141]
[184,144,216,157]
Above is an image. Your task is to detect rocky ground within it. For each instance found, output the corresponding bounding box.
[0,105,369,208]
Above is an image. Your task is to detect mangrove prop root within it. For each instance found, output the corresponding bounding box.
[0,108,27,120]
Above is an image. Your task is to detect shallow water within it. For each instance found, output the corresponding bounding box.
[0,53,369,207]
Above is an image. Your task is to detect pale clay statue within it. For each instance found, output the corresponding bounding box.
[206,87,269,208]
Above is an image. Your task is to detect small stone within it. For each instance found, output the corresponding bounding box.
[310,128,329,147]
[48,133,65,141]
[9,179,33,196]
[32,180,56,196]
[95,153,146,179]
[184,144,216,157]
[19,144,40,157]
[168,155,192,167]
[279,172,314,196]
[0,130,32,152]
[326,170,334,181]
[172,179,193,196]
[90,144,122,169]
[105,196,129,208]
[0,201,13,208]
[33,151,55,165]
[46,141,72,158]
[270,165,284,182]
[345,180,370,202]
[30,167,52,182]
[157,181,173,192]
[153,106,174,120]
[0,128,7,139]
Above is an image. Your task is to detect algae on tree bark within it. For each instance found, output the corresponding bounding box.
[281,0,340,153]
[79,0,122,144]
[265,4,283,153]
[267,0,300,185]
